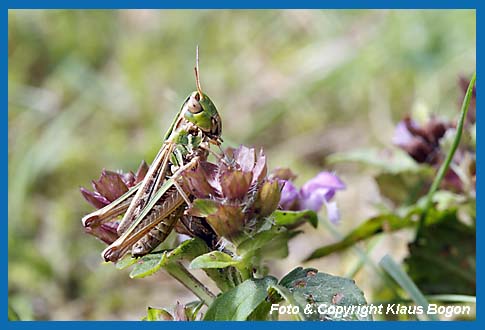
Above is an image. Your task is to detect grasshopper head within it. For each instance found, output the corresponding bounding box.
[183,91,222,142]
[183,47,222,143]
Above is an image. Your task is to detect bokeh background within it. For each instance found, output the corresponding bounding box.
[8,10,475,320]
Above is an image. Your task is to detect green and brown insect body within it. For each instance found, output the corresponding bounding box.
[83,50,223,262]
[131,132,210,257]
[102,133,211,262]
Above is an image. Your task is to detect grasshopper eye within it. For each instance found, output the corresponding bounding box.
[187,94,203,114]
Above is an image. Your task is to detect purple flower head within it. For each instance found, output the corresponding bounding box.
[273,169,345,223]
[300,171,346,204]
[80,160,149,209]
[392,116,451,165]
[182,145,280,242]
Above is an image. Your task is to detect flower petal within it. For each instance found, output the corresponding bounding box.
[135,160,149,184]
[233,145,256,173]
[92,170,129,202]
[206,205,245,240]
[300,172,345,201]
[279,180,300,210]
[324,200,341,224]
[424,117,448,144]
[182,162,219,198]
[392,121,415,146]
[120,171,136,188]
[84,221,120,244]
[200,162,221,193]
[252,148,267,185]
[299,188,328,212]
[400,137,435,163]
[80,187,111,209]
[219,169,253,200]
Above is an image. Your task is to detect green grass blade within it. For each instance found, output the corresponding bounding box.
[379,254,438,321]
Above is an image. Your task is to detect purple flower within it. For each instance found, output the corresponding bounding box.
[182,145,281,242]
[392,116,450,165]
[275,170,346,223]
[80,160,149,209]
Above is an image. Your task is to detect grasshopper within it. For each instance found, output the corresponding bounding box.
[82,48,222,262]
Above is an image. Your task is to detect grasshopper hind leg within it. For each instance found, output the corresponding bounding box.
[131,205,185,257]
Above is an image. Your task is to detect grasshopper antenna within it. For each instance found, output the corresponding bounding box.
[194,45,204,98]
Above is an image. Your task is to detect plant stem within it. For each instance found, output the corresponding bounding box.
[164,261,215,306]
[415,72,476,240]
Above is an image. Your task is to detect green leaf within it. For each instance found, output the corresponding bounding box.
[379,255,438,321]
[237,226,295,260]
[405,213,475,295]
[267,285,305,320]
[144,307,173,321]
[190,251,239,269]
[115,254,137,270]
[278,267,370,320]
[272,209,318,228]
[305,207,454,261]
[305,213,411,260]
[130,253,166,279]
[375,171,432,206]
[130,238,209,279]
[165,237,210,262]
[203,277,278,320]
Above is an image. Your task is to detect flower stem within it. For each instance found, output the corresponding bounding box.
[164,261,215,306]
[415,72,476,240]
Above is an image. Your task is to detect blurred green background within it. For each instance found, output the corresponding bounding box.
[8,10,475,320]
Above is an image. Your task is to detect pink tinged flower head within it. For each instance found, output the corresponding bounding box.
[80,160,149,210]
[182,145,278,242]
[224,145,268,185]
[392,116,451,165]
[219,168,253,200]
[182,161,220,199]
